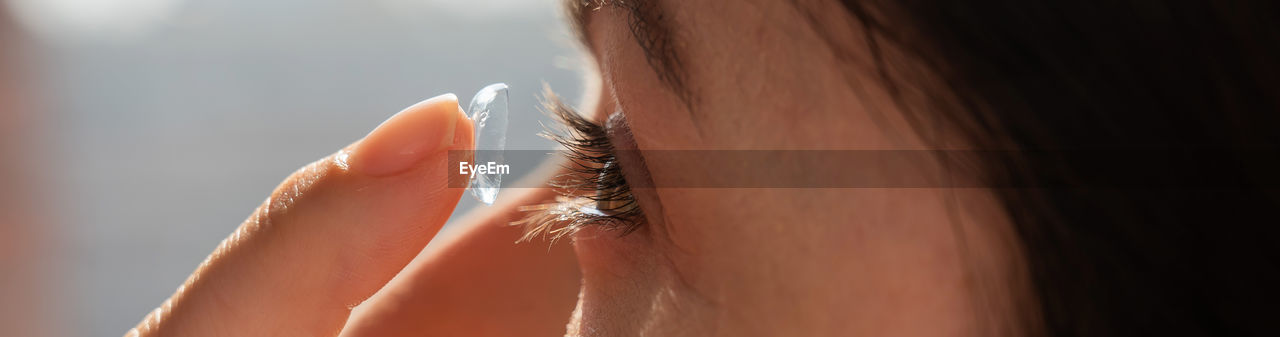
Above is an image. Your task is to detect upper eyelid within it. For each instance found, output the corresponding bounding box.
[567,0,694,111]
[621,1,694,108]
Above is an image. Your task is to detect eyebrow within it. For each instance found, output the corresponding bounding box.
[564,0,694,108]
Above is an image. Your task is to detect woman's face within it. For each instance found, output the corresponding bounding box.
[566,1,1027,336]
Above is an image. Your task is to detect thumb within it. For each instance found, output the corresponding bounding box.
[128,93,474,337]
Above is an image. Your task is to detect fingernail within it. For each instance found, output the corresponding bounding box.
[349,93,462,176]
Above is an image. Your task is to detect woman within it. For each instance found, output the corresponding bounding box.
[129,1,1278,336]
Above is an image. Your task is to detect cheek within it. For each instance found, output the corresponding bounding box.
[571,224,722,336]
[571,226,655,282]
[569,227,649,334]
[570,226,683,334]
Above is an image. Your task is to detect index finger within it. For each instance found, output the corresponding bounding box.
[128,94,473,337]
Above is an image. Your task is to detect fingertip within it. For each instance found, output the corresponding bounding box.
[349,93,464,176]
[453,104,475,150]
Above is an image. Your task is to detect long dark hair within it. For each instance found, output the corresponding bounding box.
[839,1,1279,336]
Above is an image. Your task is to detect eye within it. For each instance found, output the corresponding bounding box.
[511,89,645,242]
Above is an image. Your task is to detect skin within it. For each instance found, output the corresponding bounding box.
[566,1,1026,336]
[132,0,1028,336]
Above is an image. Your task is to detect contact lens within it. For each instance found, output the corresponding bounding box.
[466,83,509,205]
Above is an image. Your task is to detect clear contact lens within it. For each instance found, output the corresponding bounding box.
[467,83,509,205]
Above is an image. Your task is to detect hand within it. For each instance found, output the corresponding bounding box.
[126,94,579,337]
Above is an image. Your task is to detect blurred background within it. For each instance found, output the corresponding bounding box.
[0,0,583,335]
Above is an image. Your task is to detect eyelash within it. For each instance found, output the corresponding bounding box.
[513,89,645,242]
